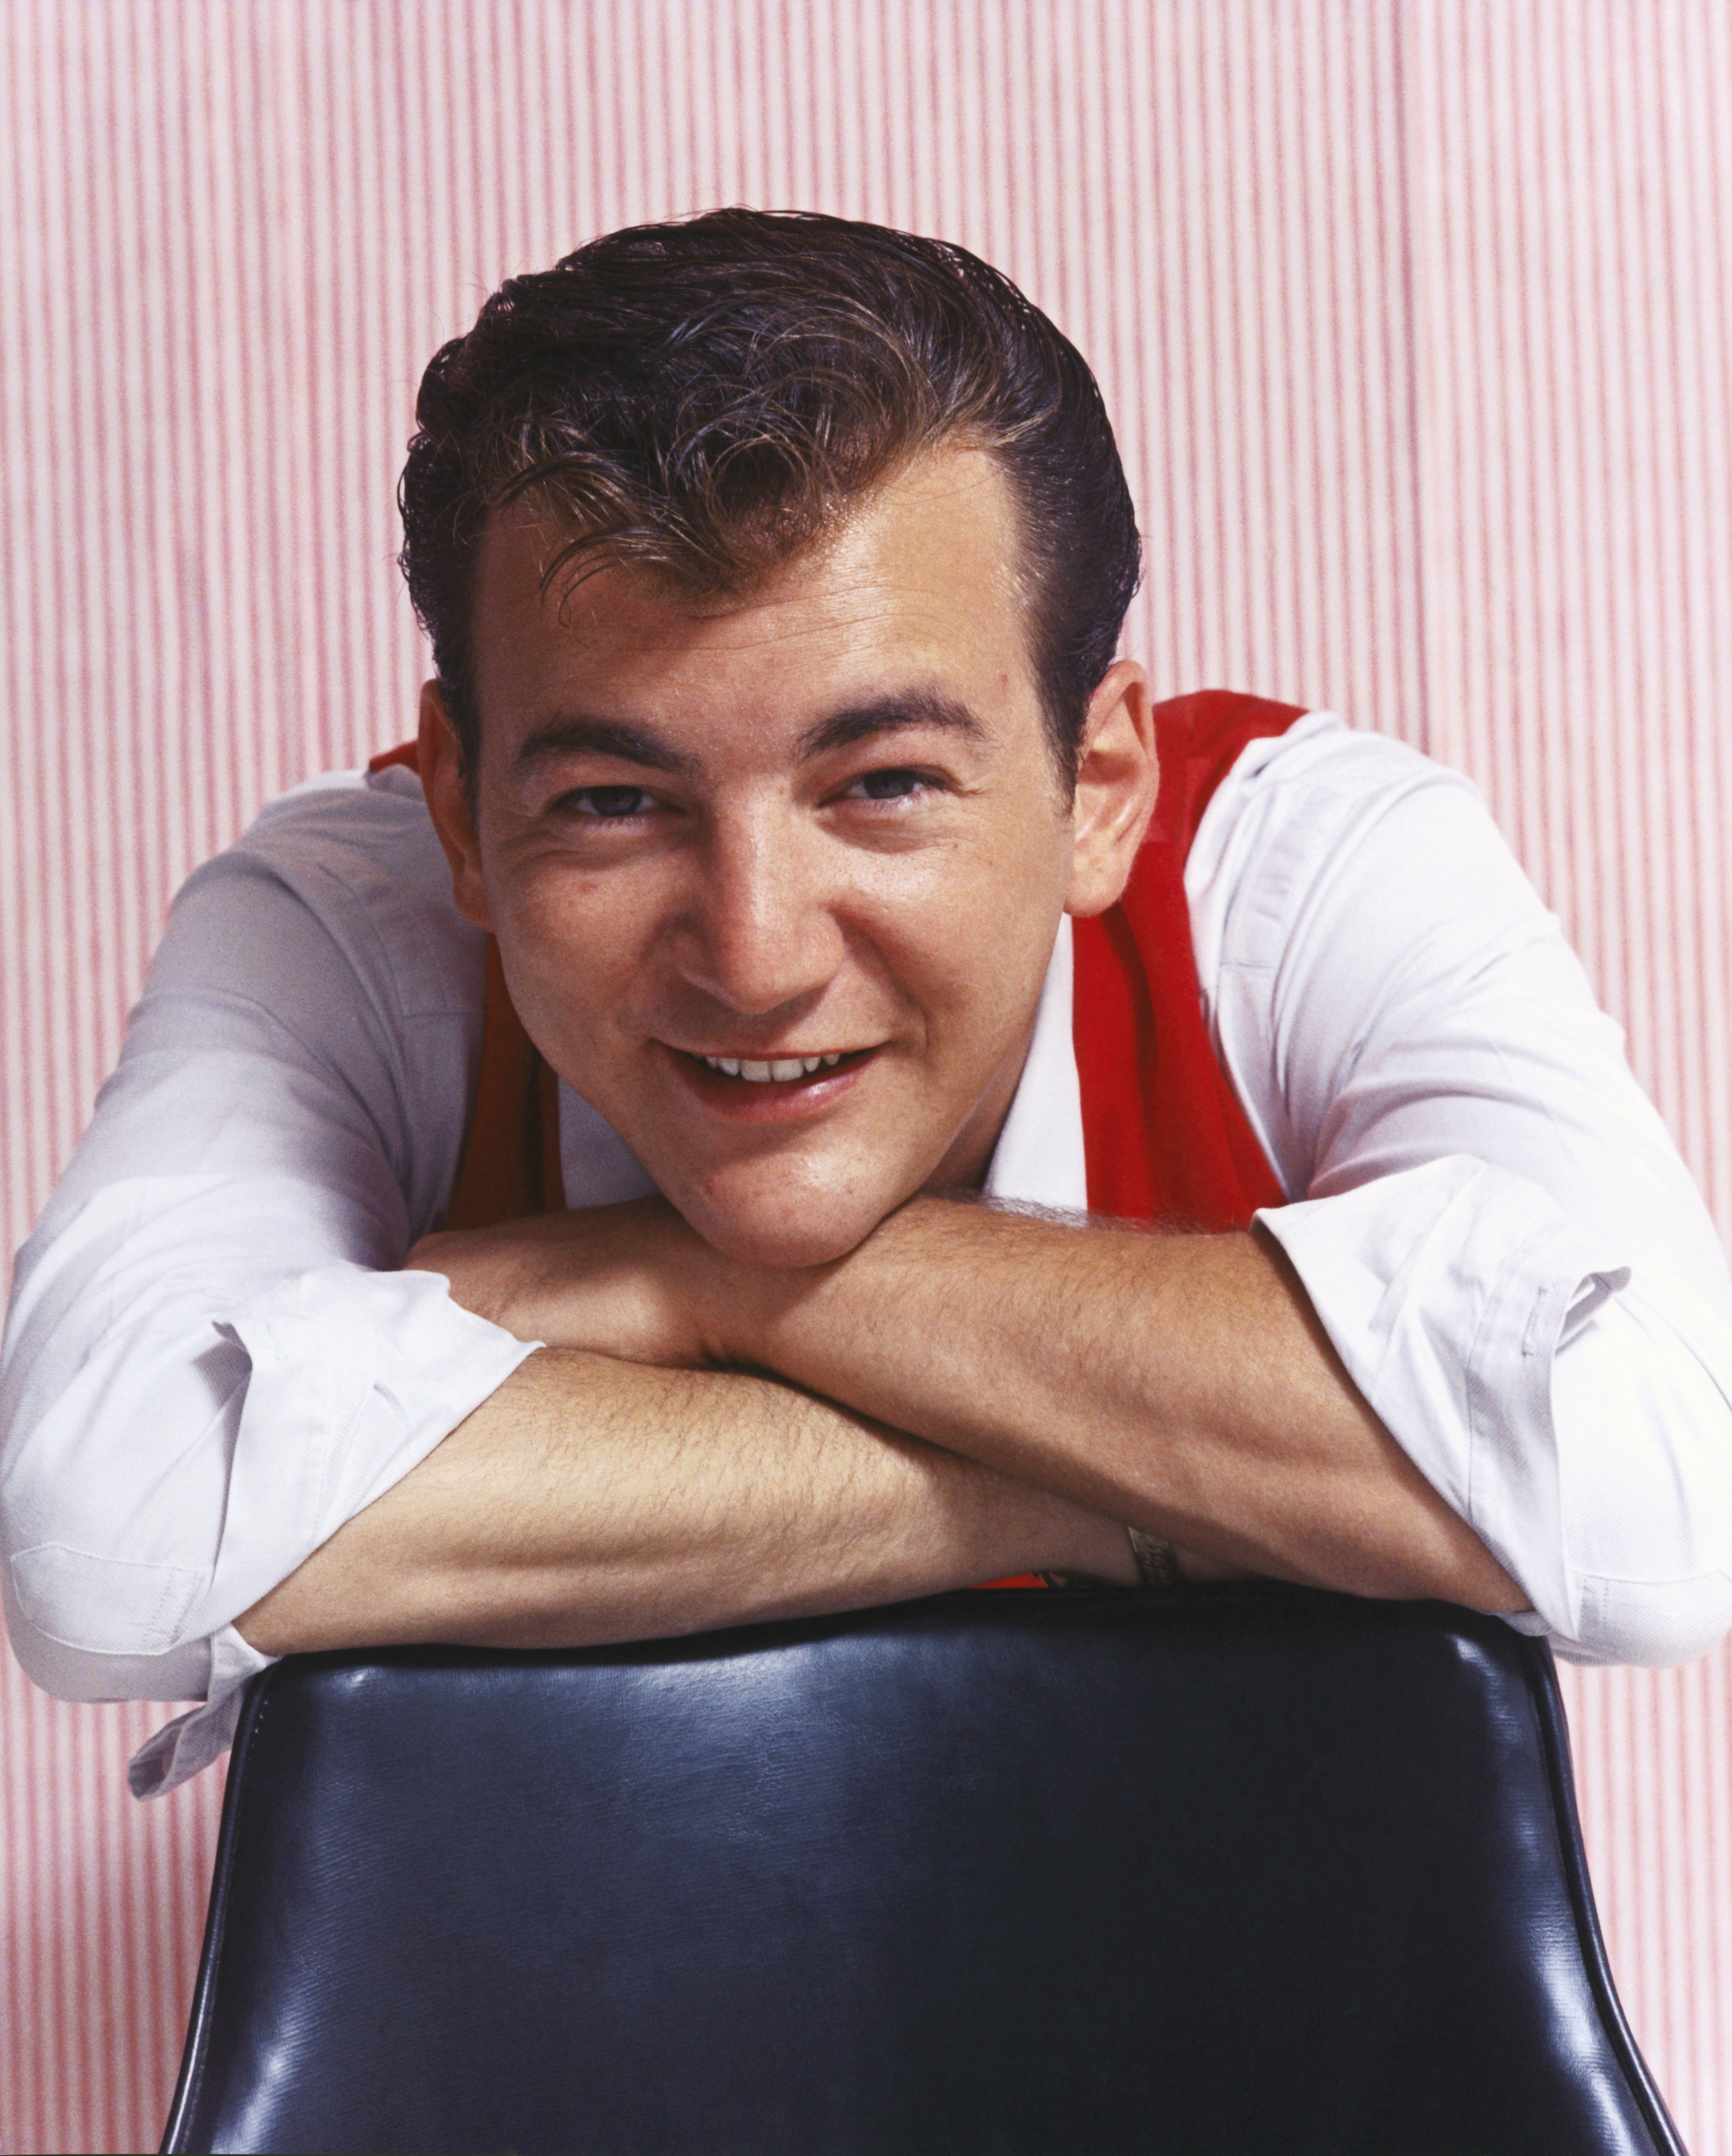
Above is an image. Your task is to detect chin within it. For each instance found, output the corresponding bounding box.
[679,1182,896,1272]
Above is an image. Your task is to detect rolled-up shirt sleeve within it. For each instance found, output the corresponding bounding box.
[1195,718,1732,1666]
[0,774,536,1790]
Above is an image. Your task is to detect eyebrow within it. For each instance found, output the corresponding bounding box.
[510,688,990,784]
[511,715,698,781]
[794,691,990,760]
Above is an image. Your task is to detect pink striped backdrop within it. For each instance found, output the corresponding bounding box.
[3,2,1729,2147]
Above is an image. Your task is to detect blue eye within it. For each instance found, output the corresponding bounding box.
[567,786,652,818]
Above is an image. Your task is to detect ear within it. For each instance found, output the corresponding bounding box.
[1065,660,1159,917]
[418,682,494,933]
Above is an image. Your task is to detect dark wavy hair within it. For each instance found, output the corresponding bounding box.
[398,208,1141,785]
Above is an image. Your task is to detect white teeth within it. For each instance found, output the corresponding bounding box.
[701,1051,850,1081]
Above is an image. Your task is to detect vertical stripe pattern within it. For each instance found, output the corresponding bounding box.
[2,4,1728,2147]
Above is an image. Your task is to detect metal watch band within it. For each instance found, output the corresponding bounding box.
[1126,1526,1185,1591]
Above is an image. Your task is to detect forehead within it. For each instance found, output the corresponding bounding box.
[467,449,1037,742]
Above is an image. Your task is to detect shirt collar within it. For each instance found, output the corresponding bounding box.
[982,916,1088,1213]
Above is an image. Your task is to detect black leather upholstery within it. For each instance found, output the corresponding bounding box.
[162,1587,1684,2155]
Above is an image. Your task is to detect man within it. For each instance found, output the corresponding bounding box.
[6,210,1732,1797]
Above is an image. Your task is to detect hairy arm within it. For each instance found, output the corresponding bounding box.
[732,1199,1525,1608]
[408,1196,1523,1614]
[236,1339,1137,1656]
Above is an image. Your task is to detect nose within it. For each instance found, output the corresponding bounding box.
[670,809,848,1021]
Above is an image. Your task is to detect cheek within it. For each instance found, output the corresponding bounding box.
[867,859,1065,1054]
[493,868,663,1050]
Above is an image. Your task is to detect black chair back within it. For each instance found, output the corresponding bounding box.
[163,1587,1685,2155]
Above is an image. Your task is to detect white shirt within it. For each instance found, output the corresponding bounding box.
[6,712,1732,1796]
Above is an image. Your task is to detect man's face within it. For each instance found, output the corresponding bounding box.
[427,448,1153,1267]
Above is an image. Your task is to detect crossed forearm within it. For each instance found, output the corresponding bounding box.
[714,1199,1524,1609]
[424,1193,1521,1611]
[234,1345,1136,1657]
[239,1190,1522,1659]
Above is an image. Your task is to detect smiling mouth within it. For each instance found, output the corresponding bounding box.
[686,1048,871,1085]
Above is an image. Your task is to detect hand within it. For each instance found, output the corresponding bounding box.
[404,1197,733,1368]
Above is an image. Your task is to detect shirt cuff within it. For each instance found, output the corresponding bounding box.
[1256,1154,1630,1645]
[126,1263,535,1795]
[128,1624,276,1797]
[190,1261,538,1640]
